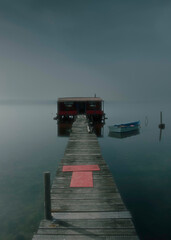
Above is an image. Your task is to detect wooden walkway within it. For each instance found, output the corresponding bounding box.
[32,116,139,240]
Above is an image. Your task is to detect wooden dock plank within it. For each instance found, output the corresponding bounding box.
[36,228,137,235]
[51,193,122,200]
[52,211,132,219]
[39,219,135,228]
[33,236,140,240]
[51,188,119,194]
[32,115,139,239]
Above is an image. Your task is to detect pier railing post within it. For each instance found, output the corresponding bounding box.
[44,172,52,220]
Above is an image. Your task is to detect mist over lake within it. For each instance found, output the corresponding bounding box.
[0,1,171,239]
[0,101,170,240]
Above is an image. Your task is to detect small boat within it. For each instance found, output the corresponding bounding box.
[108,121,140,133]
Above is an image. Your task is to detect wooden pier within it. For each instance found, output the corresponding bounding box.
[32,115,139,240]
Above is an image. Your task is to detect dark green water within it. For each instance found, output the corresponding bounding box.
[99,101,171,240]
[0,103,68,240]
[0,102,170,239]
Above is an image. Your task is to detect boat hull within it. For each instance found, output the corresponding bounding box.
[108,125,140,133]
[108,121,140,133]
[109,129,140,138]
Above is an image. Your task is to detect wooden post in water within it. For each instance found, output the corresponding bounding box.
[159,111,165,129]
[160,111,162,124]
[44,172,52,220]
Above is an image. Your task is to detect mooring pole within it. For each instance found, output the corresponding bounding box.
[159,111,165,129]
[160,111,163,124]
[44,172,52,220]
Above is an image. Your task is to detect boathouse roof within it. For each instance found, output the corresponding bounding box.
[58,97,103,102]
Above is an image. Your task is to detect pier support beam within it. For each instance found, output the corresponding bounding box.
[44,172,52,220]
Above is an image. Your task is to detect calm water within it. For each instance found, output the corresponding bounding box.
[0,101,170,240]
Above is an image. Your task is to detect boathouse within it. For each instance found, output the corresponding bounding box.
[56,97,105,122]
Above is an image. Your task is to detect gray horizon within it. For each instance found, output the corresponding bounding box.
[0,0,171,102]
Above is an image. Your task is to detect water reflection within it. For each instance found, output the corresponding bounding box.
[158,111,165,142]
[108,129,140,139]
[145,116,149,126]
[92,123,104,137]
[159,128,163,142]
[159,124,165,142]
[57,122,73,136]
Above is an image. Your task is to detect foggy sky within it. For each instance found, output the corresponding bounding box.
[0,0,171,102]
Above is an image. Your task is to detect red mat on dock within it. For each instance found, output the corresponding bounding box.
[62,165,100,172]
[70,171,93,187]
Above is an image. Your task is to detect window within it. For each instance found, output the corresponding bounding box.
[64,102,73,108]
[89,102,96,108]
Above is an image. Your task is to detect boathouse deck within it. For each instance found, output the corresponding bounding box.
[32,115,139,240]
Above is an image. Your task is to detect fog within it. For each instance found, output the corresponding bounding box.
[0,0,171,102]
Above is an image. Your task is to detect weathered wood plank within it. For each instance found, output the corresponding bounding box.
[39,219,135,229]
[51,193,122,200]
[51,198,124,205]
[52,211,132,220]
[62,155,104,159]
[51,204,126,212]
[51,182,118,189]
[37,228,137,235]
[51,188,119,194]
[33,236,139,240]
